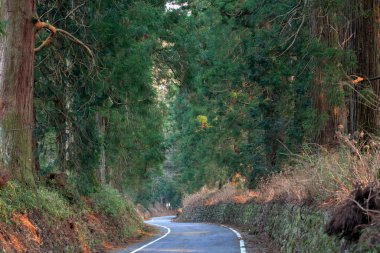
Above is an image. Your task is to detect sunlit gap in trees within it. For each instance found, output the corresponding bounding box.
[165,1,190,15]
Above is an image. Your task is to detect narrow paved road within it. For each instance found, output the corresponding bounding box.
[117,216,244,253]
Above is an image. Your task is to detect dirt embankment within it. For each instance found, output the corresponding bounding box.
[0,201,147,253]
[0,182,149,253]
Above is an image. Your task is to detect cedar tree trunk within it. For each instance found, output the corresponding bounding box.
[351,1,380,133]
[0,0,36,185]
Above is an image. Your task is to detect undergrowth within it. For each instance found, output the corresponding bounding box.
[0,181,73,221]
[256,147,379,205]
[0,182,144,252]
[91,185,135,218]
[91,185,143,238]
[183,144,380,208]
[181,140,380,251]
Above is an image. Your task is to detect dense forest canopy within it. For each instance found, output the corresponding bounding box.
[165,0,380,195]
[0,0,379,208]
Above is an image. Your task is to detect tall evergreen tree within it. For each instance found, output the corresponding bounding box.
[0,0,37,185]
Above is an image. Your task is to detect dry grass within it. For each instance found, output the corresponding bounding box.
[256,148,379,206]
[182,172,258,208]
[182,186,219,208]
[182,136,380,208]
[183,183,258,208]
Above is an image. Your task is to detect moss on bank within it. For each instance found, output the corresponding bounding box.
[0,181,144,252]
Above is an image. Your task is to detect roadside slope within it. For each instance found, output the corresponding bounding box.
[177,149,380,253]
[178,190,380,253]
[0,183,147,252]
[179,202,338,252]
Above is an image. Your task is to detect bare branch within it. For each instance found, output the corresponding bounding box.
[55,28,95,64]
[335,131,361,158]
[277,15,305,57]
[34,21,57,52]
[64,2,86,20]
[349,198,380,215]
[34,20,95,66]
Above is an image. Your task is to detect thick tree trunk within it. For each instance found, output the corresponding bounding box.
[351,0,380,133]
[0,0,36,185]
[310,7,346,145]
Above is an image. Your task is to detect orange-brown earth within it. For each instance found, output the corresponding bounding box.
[0,198,155,253]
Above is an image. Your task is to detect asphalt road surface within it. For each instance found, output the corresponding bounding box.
[117,216,245,253]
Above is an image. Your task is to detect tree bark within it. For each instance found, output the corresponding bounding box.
[351,0,380,133]
[310,6,346,146]
[0,0,36,185]
[97,113,107,185]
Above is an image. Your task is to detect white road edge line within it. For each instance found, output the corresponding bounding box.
[130,223,171,253]
[221,225,247,253]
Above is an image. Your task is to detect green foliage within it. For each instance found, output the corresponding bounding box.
[34,0,166,198]
[32,0,371,208]
[36,187,74,219]
[164,0,356,194]
[136,169,183,208]
[0,182,73,221]
[196,115,209,128]
[91,185,132,218]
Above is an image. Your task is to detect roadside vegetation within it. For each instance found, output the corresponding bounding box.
[0,0,170,250]
[182,145,379,206]
[167,3,380,248]
[181,138,380,250]
[0,182,144,252]
[182,143,380,207]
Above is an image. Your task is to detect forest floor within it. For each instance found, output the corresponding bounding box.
[0,206,149,253]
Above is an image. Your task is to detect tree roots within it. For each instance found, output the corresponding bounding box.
[325,186,380,241]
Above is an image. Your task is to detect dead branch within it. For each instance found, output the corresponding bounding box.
[351,75,364,84]
[342,80,379,110]
[349,198,380,215]
[277,14,305,57]
[33,20,95,65]
[55,28,95,63]
[64,2,86,20]
[350,74,380,84]
[335,131,361,157]
[34,21,57,52]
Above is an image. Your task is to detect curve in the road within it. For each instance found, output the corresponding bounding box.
[222,225,246,253]
[119,216,246,253]
[129,223,171,253]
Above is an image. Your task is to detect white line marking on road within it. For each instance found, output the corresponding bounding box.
[130,223,171,253]
[221,225,247,253]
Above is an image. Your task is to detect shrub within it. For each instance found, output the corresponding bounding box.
[0,181,73,221]
[36,187,73,219]
[91,185,129,218]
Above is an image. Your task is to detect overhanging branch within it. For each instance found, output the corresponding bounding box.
[33,19,95,65]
